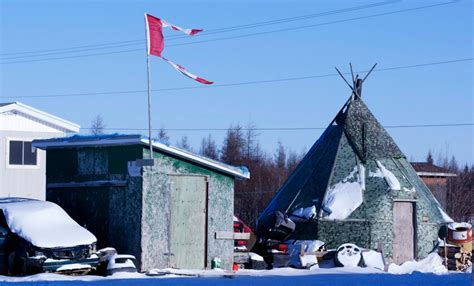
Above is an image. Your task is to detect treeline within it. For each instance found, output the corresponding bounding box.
[433,153,474,222]
[157,125,305,228]
[156,125,474,226]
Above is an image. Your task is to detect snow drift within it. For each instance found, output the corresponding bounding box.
[387,253,448,275]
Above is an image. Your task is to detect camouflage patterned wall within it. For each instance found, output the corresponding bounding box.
[46,145,144,266]
[261,98,446,262]
[46,144,236,272]
[142,149,235,271]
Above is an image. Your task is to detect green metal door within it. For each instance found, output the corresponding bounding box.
[169,175,207,269]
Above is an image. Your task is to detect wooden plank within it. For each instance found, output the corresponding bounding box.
[393,202,415,264]
[215,231,250,240]
[169,175,207,269]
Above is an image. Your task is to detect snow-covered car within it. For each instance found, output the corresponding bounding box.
[0,198,99,275]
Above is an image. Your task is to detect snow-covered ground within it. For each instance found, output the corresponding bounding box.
[0,253,470,285]
[0,270,470,286]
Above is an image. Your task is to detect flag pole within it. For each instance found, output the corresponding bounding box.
[145,14,153,160]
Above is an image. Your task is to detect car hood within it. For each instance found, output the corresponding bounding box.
[0,198,96,248]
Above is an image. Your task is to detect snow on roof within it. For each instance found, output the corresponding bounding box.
[33,134,250,180]
[0,101,80,133]
[0,198,96,248]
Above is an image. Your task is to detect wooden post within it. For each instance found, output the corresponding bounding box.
[355,78,363,98]
[443,237,448,268]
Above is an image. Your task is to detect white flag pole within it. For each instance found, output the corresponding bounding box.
[144,14,153,159]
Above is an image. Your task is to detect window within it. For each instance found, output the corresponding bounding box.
[9,140,37,166]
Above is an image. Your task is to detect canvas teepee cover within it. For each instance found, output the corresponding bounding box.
[257,96,452,261]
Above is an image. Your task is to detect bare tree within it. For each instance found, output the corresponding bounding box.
[90,114,106,135]
[244,123,260,161]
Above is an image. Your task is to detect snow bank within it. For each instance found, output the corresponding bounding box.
[0,198,96,248]
[375,161,401,191]
[323,165,364,220]
[362,250,385,270]
[387,253,447,275]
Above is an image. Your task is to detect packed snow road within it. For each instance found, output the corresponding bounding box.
[0,272,471,286]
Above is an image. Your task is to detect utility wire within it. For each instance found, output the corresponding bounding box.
[80,123,474,132]
[0,0,399,58]
[3,57,472,99]
[0,0,458,64]
[167,0,459,48]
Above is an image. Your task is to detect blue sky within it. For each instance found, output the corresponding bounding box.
[1,0,472,164]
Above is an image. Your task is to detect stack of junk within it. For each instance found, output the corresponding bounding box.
[438,222,472,271]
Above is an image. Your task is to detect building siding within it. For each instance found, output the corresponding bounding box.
[1,130,64,200]
[46,144,236,271]
[142,149,234,270]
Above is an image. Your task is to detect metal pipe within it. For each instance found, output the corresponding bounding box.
[145,14,153,159]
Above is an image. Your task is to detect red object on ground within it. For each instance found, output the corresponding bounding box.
[232,263,239,271]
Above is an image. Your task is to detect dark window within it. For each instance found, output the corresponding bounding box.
[23,142,37,165]
[9,141,23,165]
[9,140,37,166]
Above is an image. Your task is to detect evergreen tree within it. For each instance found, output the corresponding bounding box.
[220,125,245,165]
[177,135,192,151]
[426,150,434,164]
[200,134,219,160]
[157,128,170,144]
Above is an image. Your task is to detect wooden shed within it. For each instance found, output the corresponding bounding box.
[33,134,249,271]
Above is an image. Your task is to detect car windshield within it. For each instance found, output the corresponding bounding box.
[0,198,96,248]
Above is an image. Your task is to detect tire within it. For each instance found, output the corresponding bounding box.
[7,252,18,276]
[334,243,362,267]
[7,251,26,276]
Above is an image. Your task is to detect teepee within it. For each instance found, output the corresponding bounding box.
[257,68,452,263]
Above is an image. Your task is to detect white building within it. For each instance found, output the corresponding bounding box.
[0,102,79,199]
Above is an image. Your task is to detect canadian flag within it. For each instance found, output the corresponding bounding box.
[145,13,213,85]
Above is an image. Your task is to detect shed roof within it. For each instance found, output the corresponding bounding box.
[411,162,457,177]
[33,134,250,180]
[0,101,80,133]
